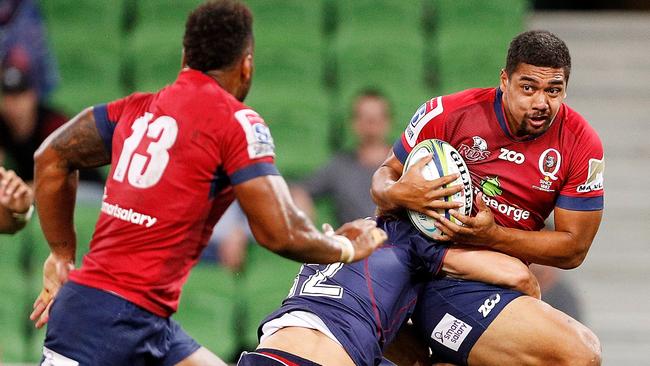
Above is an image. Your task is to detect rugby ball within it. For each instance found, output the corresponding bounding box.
[403,139,473,239]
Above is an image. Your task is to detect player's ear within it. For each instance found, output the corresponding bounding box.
[499,69,509,90]
[241,53,253,82]
[180,49,187,69]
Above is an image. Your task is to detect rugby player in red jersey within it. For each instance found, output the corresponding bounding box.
[373,30,603,365]
[28,1,385,365]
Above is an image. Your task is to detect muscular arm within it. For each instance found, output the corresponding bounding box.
[33,107,110,261]
[435,194,602,269]
[371,152,462,215]
[234,175,384,264]
[484,207,602,269]
[31,107,110,327]
[374,151,602,269]
[443,246,540,298]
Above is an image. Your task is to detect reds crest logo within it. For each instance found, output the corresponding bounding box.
[538,148,561,181]
[458,136,490,162]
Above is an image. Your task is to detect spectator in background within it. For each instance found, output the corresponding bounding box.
[0,166,33,234]
[0,0,59,99]
[296,88,392,224]
[0,46,103,183]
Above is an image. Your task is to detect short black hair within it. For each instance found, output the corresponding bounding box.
[505,30,571,80]
[354,87,392,117]
[183,0,253,72]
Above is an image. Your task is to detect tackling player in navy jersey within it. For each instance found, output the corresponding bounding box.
[238,218,539,366]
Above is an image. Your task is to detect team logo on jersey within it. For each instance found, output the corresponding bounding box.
[577,158,604,193]
[458,136,491,162]
[431,313,473,351]
[405,96,444,147]
[234,109,275,159]
[477,177,530,222]
[538,148,561,181]
[480,176,502,197]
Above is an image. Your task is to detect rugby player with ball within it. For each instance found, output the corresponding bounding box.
[373,30,603,365]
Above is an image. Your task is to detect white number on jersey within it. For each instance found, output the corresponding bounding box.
[289,263,345,299]
[113,113,178,188]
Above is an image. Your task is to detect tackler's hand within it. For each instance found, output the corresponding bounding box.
[329,219,387,263]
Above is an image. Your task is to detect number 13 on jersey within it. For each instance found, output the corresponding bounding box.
[113,112,178,188]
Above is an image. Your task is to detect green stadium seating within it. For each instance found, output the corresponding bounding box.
[40,0,123,112]
[126,0,201,92]
[245,0,331,177]
[4,1,527,363]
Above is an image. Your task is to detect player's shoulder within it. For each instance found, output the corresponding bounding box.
[441,87,495,110]
[560,104,602,146]
[414,88,494,118]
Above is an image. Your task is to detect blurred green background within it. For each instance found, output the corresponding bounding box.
[0,0,527,362]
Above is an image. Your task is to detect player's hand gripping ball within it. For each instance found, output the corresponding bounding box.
[403,139,473,239]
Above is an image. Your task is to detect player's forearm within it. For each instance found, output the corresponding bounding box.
[34,148,78,261]
[250,207,344,264]
[370,165,403,214]
[443,247,540,298]
[489,226,588,269]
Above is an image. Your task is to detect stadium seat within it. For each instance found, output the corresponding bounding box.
[331,0,433,143]
[39,0,123,112]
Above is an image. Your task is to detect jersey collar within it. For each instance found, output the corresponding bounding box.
[493,87,557,142]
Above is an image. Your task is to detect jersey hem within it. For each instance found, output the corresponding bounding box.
[68,276,173,318]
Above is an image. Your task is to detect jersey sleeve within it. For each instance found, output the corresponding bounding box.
[556,127,604,211]
[93,93,147,154]
[221,108,279,185]
[393,96,446,164]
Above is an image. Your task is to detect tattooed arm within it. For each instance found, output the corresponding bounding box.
[30,107,110,328]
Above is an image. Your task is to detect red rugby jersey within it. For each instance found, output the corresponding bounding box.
[394,87,604,232]
[69,69,279,316]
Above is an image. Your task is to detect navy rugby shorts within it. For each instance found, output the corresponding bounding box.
[41,281,200,366]
[237,348,322,366]
[411,277,523,366]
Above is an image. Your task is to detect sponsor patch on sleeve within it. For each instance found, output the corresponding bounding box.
[577,157,604,193]
[405,96,443,148]
[430,313,473,351]
[234,109,275,159]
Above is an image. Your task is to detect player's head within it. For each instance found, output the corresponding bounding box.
[182,0,254,101]
[499,30,571,137]
[352,88,392,144]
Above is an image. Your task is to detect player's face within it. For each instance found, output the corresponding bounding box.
[500,63,567,137]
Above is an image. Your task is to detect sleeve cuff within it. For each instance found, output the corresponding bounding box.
[93,104,115,154]
[556,195,604,211]
[393,138,409,164]
[230,162,280,185]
